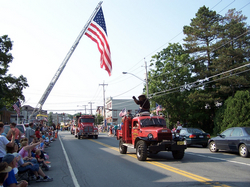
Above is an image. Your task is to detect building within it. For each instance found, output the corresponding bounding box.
[105,97,139,125]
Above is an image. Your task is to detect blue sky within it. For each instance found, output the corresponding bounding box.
[1,0,250,115]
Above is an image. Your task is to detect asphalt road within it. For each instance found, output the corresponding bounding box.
[30,131,250,187]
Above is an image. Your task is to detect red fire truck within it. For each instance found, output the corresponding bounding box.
[74,115,98,139]
[117,112,187,161]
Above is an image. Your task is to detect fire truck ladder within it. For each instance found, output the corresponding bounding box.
[29,1,103,121]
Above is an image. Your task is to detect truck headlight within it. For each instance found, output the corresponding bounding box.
[148,133,153,140]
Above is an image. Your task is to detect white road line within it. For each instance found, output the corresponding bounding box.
[187,152,250,166]
[58,134,80,187]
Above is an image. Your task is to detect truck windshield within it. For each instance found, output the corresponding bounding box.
[140,118,166,127]
[80,118,94,123]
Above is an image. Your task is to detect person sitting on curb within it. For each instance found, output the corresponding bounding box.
[35,150,50,171]
[0,162,12,186]
[2,153,28,187]
[6,143,53,182]
[19,138,41,163]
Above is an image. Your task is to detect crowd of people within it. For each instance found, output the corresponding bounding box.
[0,121,57,186]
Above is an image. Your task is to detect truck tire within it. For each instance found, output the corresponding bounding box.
[78,134,80,139]
[95,135,98,139]
[172,150,185,160]
[119,139,127,154]
[136,140,147,161]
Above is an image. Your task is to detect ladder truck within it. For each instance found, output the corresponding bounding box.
[29,2,103,121]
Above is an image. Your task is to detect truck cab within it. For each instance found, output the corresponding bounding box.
[74,115,98,139]
[117,112,187,161]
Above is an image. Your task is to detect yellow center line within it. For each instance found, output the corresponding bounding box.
[90,139,231,187]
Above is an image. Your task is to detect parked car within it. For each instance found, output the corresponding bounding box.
[180,127,210,147]
[208,127,250,158]
[3,124,26,139]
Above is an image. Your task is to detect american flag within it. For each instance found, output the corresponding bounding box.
[119,108,127,117]
[156,103,162,115]
[85,7,112,76]
[13,100,21,116]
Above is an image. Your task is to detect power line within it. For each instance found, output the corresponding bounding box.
[149,62,250,98]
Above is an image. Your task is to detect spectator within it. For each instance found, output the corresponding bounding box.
[0,122,15,162]
[6,143,53,183]
[56,123,60,133]
[2,153,28,187]
[19,138,41,162]
[6,123,21,145]
[176,121,182,130]
[25,123,36,144]
[0,162,12,186]
[35,127,42,139]
[35,150,50,171]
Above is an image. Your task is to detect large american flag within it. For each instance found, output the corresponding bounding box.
[85,7,112,76]
[13,100,21,116]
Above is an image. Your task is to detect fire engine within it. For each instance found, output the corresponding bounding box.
[74,114,98,139]
[117,112,187,161]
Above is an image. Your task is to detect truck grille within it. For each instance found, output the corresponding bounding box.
[157,133,172,141]
[84,126,93,132]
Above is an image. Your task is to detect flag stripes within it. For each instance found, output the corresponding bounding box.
[85,7,112,76]
[13,100,21,116]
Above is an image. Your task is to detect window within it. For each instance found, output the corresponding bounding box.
[80,118,95,123]
[180,129,187,135]
[231,128,243,137]
[113,110,117,117]
[221,128,234,137]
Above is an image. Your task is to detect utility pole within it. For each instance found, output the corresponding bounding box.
[88,102,95,115]
[99,81,108,130]
[144,58,149,98]
[77,105,87,114]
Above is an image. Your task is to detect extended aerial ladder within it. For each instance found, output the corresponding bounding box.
[29,1,103,122]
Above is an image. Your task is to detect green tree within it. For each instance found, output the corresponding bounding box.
[95,114,103,125]
[219,90,250,132]
[0,35,29,109]
[148,43,193,127]
[183,7,250,132]
[211,9,250,101]
[48,112,53,125]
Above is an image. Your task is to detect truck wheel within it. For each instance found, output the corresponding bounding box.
[136,140,147,161]
[172,150,185,160]
[95,135,98,139]
[78,134,80,139]
[119,139,127,154]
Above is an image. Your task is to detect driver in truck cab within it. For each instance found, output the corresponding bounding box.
[132,94,150,113]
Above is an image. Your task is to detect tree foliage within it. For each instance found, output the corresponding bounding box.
[214,90,250,134]
[0,35,29,109]
[147,6,250,134]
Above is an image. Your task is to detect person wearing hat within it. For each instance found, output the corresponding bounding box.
[0,122,16,162]
[132,94,150,113]
[0,162,12,187]
[2,153,28,187]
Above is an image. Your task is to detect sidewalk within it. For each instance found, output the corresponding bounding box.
[26,131,75,187]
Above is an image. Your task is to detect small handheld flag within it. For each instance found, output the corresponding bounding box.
[156,103,162,115]
[119,108,127,117]
[13,100,21,116]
